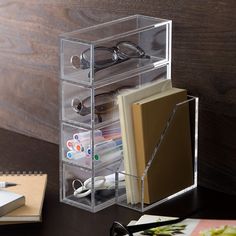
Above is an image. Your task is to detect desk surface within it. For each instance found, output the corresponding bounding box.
[0,128,235,236]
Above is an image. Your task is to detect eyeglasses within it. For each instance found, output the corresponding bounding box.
[71,86,133,122]
[110,217,185,236]
[70,41,150,73]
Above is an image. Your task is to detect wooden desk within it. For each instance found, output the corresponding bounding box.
[0,128,235,236]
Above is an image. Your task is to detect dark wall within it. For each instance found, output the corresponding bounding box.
[0,1,235,194]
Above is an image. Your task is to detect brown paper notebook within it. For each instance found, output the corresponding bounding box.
[0,173,47,223]
[132,88,193,204]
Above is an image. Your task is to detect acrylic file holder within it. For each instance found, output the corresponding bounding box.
[115,95,198,212]
[59,14,198,213]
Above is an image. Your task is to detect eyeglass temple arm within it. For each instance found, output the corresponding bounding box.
[127,217,185,233]
[94,57,130,73]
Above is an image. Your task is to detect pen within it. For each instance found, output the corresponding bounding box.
[0,182,17,188]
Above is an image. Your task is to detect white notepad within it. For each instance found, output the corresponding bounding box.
[0,190,25,216]
[117,79,172,204]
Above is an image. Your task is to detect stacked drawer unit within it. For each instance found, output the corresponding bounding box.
[59,15,173,212]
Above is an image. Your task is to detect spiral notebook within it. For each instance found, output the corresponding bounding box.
[0,172,47,224]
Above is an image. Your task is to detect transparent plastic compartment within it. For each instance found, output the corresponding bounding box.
[60,15,171,85]
[61,65,168,127]
[59,14,175,213]
[61,162,124,212]
[60,122,123,170]
[116,96,198,212]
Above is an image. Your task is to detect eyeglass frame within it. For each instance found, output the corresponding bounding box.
[110,217,185,236]
[70,41,150,73]
[71,85,134,123]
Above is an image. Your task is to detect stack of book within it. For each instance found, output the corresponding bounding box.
[0,173,47,224]
[117,79,194,205]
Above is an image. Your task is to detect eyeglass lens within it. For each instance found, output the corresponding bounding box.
[95,47,118,67]
[93,93,115,114]
[71,86,134,123]
[72,94,115,114]
[110,222,131,236]
[116,41,144,58]
[71,98,90,116]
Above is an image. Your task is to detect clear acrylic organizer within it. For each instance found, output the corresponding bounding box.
[59,15,197,212]
[116,96,199,212]
[60,15,172,86]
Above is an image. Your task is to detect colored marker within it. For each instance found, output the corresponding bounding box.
[73,142,84,152]
[66,139,74,150]
[73,130,103,141]
[66,150,86,160]
[113,138,122,146]
[76,137,106,155]
[93,144,122,161]
[66,139,85,152]
[72,136,106,154]
[86,139,117,157]
[66,139,80,151]
[94,148,123,162]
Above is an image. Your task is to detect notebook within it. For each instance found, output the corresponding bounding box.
[0,190,25,217]
[132,88,193,204]
[117,79,172,204]
[0,172,47,223]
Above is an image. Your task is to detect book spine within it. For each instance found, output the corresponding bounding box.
[117,95,132,204]
[132,102,150,203]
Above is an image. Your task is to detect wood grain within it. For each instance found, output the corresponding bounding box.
[0,1,235,193]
